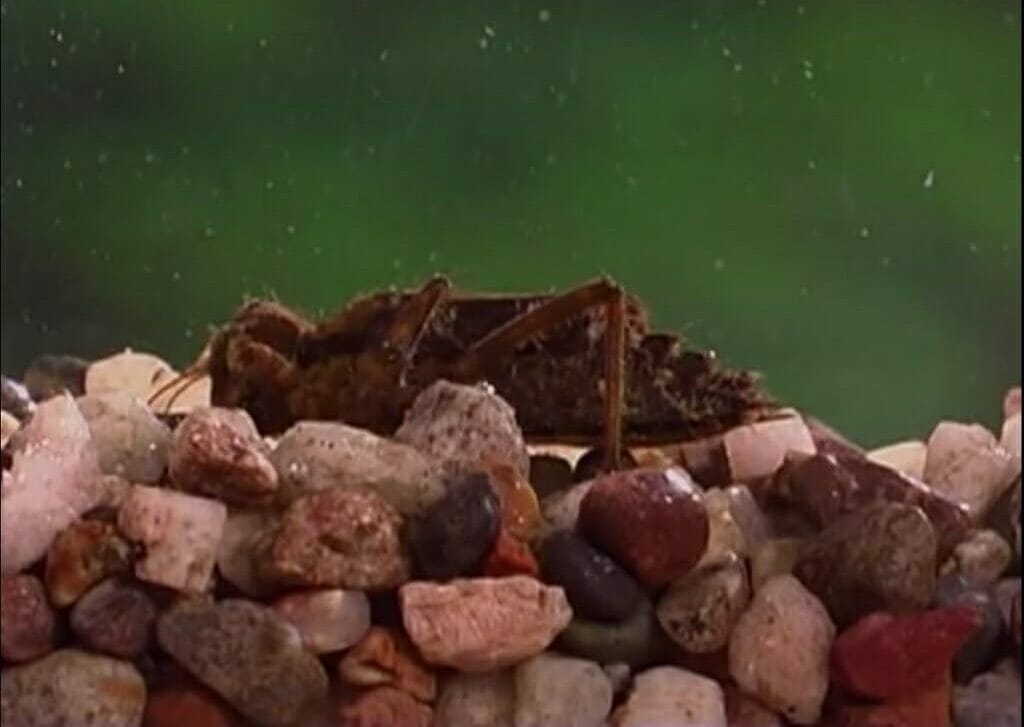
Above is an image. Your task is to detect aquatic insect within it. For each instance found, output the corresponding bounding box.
[152,276,777,469]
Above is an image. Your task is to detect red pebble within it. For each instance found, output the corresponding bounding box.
[481,529,539,578]
[0,574,56,663]
[578,468,709,588]
[831,607,978,700]
[723,684,784,727]
[144,686,237,727]
[831,671,951,727]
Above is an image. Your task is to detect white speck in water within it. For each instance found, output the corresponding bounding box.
[392,258,402,270]
[807,159,817,170]
[258,38,268,48]
[483,25,495,38]
[286,224,296,235]
[116,63,125,74]
[922,169,935,188]
[968,242,979,254]
[379,49,389,62]
[172,271,181,281]
[479,37,489,50]
[797,5,805,14]
[880,256,891,267]
[733,63,743,73]
[722,47,732,58]
[63,158,72,170]
[539,8,551,22]
[859,227,870,238]
[313,245,322,255]
[714,258,726,271]
[265,180,275,190]
[15,178,22,188]
[144,149,157,163]
[204,225,215,238]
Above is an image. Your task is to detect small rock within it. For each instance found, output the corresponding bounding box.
[700,488,748,567]
[270,421,445,515]
[435,671,515,727]
[143,686,237,727]
[802,413,864,459]
[678,432,731,487]
[942,529,1012,586]
[729,575,835,725]
[993,578,1021,633]
[538,479,595,537]
[169,407,278,506]
[750,537,805,591]
[723,685,784,727]
[70,578,157,658]
[868,440,928,480]
[578,467,708,588]
[482,528,540,578]
[156,598,329,726]
[656,552,749,653]
[485,461,542,539]
[0,574,55,663]
[556,599,675,668]
[924,421,1019,521]
[85,350,174,399]
[953,670,1022,727]
[271,588,370,654]
[611,666,726,727]
[395,380,529,481]
[1,375,34,420]
[1005,387,1022,419]
[794,502,937,627]
[337,686,433,727]
[830,606,978,699]
[573,447,638,483]
[723,415,816,483]
[1,393,103,575]
[603,663,632,698]
[0,410,18,449]
[268,487,409,590]
[407,472,500,579]
[215,509,279,597]
[830,671,952,727]
[400,576,571,672]
[539,530,643,622]
[722,484,771,554]
[338,626,436,702]
[24,353,90,399]
[77,391,172,483]
[932,574,1003,682]
[0,649,146,727]
[513,652,613,727]
[44,519,133,606]
[529,454,574,499]
[1001,413,1020,459]
[118,484,227,593]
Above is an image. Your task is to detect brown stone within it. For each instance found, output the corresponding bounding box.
[578,468,709,588]
[144,686,238,727]
[44,519,133,607]
[337,686,433,727]
[0,574,55,663]
[482,528,540,578]
[70,578,157,658]
[656,552,749,654]
[268,487,409,590]
[338,626,437,702]
[723,684,784,727]
[830,671,952,727]
[485,460,541,539]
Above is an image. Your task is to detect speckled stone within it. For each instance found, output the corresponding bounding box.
[1,574,55,663]
[942,529,1012,587]
[925,421,1019,522]
[434,671,515,727]
[77,391,172,483]
[337,626,436,702]
[44,519,133,607]
[611,666,726,727]
[932,574,1004,682]
[539,530,643,622]
[656,552,749,653]
[556,599,675,669]
[513,652,613,727]
[337,686,433,727]
[70,578,156,658]
[271,588,371,654]
[953,671,1022,727]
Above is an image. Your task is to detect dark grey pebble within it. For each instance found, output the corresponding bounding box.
[540,530,643,622]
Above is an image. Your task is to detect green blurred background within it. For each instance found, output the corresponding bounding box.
[2,0,1020,446]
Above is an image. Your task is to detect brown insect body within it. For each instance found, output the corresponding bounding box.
[199,276,775,456]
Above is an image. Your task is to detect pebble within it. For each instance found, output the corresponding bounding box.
[722,484,771,555]
[556,599,675,668]
[1,410,18,448]
[0,648,146,727]
[1005,386,1022,419]
[270,420,445,515]
[70,578,157,658]
[528,454,574,499]
[434,671,516,727]
[728,575,835,725]
[1,375,34,419]
[611,666,726,727]
[117,484,227,593]
[723,684,784,727]
[1,393,103,575]
[482,528,540,578]
[538,479,595,537]
[85,349,174,399]
[143,686,237,727]
[750,537,805,591]
[678,432,731,487]
[700,488,748,566]
[271,588,370,654]
[77,391,172,483]
[337,686,433,727]
[407,472,500,579]
[656,552,749,653]
[0,573,55,663]
[953,670,1022,727]
[868,440,928,480]
[44,519,133,606]
[513,652,613,727]
[830,606,979,699]
[942,529,1012,586]
[539,530,643,622]
[215,509,279,597]
[993,577,1020,633]
[924,421,1019,521]
[573,447,638,483]
[399,576,572,672]
[485,461,542,539]
[578,467,709,588]
[395,380,530,481]
[169,407,278,506]
[603,662,632,698]
[337,626,436,702]
[156,598,329,726]
[268,487,409,590]
[723,415,816,483]
[794,502,937,627]
[24,353,90,399]
[831,671,952,727]
[1001,413,1020,459]
[932,574,1003,682]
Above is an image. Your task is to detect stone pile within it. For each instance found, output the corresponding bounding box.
[0,350,1021,726]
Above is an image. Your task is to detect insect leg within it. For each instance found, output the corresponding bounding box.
[375,275,451,375]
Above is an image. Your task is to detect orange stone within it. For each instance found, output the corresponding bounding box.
[485,459,541,539]
[337,686,433,727]
[143,686,237,727]
[482,528,540,578]
[338,626,436,702]
[831,671,952,727]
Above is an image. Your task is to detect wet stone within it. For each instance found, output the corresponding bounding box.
[215,509,279,598]
[0,573,55,663]
[143,685,237,727]
[656,551,749,653]
[932,573,1004,682]
[338,626,437,702]
[399,576,571,672]
[0,648,146,727]
[1,375,34,420]
[750,537,805,592]
[271,588,370,654]
[556,599,675,669]
[539,530,643,622]
[723,415,816,483]
[485,461,542,539]
[407,472,500,580]
[77,391,172,483]
[337,686,433,727]
[70,578,156,658]
[795,502,937,627]
[868,440,928,480]
[603,662,632,698]
[434,671,515,727]
[942,528,1012,587]
[538,479,595,538]
[953,670,1022,727]
[156,598,329,727]
[831,671,952,727]
[578,467,709,588]
[23,353,90,400]
[528,454,574,499]
[611,666,727,727]
[0,409,18,449]
[268,486,409,590]
[169,407,278,507]
[723,684,784,727]
[924,421,1019,522]
[513,652,613,727]
[482,528,539,578]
